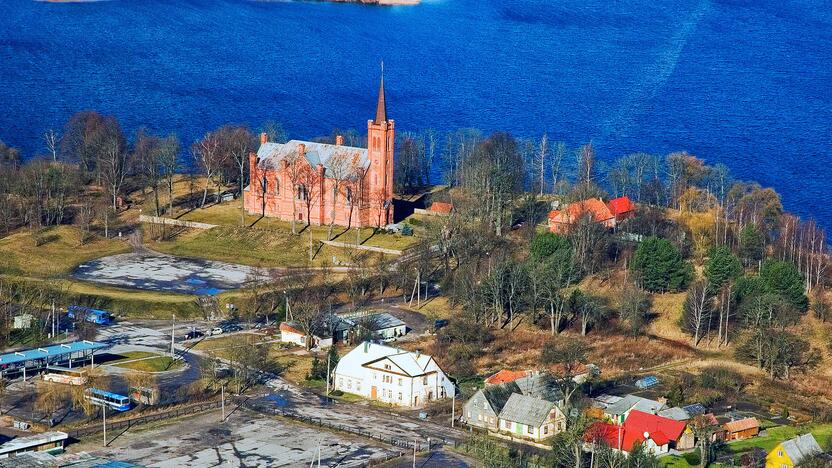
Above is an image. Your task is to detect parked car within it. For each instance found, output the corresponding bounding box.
[433,319,449,331]
[210,327,224,336]
[183,330,204,340]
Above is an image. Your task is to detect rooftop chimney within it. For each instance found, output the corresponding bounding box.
[335,135,344,146]
[297,143,306,156]
[260,132,268,145]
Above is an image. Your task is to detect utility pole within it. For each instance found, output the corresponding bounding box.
[451,393,455,428]
[325,352,331,396]
[412,439,417,468]
[221,384,225,421]
[102,406,107,447]
[170,314,175,358]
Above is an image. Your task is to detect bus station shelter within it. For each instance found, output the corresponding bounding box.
[0,341,108,380]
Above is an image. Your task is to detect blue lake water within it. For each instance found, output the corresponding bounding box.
[1,0,830,225]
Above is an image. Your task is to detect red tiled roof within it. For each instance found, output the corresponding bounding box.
[279,322,303,335]
[429,202,453,214]
[549,198,614,225]
[607,196,635,216]
[585,411,685,452]
[484,369,529,385]
[585,422,625,449]
[623,410,686,448]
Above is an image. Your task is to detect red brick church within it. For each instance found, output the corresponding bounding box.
[244,76,395,227]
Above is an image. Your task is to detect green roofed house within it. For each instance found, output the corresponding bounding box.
[498,393,565,441]
[462,382,520,431]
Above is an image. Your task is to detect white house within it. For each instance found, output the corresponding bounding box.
[333,341,455,407]
[278,322,332,349]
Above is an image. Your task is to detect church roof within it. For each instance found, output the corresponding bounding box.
[256,140,369,173]
[375,74,387,123]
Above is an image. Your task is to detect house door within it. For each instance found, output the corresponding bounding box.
[515,424,523,436]
[371,386,377,399]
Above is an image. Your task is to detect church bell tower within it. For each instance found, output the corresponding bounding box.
[367,66,395,225]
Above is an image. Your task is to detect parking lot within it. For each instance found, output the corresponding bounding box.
[80,408,400,467]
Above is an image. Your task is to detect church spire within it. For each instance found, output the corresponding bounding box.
[374,62,387,124]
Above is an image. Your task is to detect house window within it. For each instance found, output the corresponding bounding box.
[778,451,783,457]
[347,380,352,389]
[503,420,510,429]
[346,187,353,204]
[527,426,534,435]
[356,383,361,392]
[384,364,391,370]
[398,392,402,401]
[422,377,428,385]
[297,184,307,200]
[398,378,402,386]
[274,179,279,195]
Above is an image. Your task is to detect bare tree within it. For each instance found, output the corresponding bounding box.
[684,280,712,347]
[536,133,549,195]
[158,134,180,214]
[98,133,128,211]
[192,131,225,208]
[44,129,59,161]
[221,126,256,226]
[325,151,354,240]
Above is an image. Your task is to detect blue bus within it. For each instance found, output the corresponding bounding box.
[84,388,131,412]
[67,306,113,325]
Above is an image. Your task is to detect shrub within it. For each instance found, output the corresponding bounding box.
[401,223,414,236]
[683,450,701,466]
[330,389,343,397]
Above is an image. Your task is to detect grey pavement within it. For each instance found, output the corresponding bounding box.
[84,408,400,467]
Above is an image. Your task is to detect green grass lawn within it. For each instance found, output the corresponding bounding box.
[114,356,184,372]
[0,226,130,277]
[148,199,415,268]
[661,423,832,467]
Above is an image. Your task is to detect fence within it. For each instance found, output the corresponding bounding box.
[66,399,222,439]
[138,215,217,230]
[320,240,403,256]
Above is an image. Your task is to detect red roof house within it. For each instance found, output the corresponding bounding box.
[548,197,636,234]
[428,202,454,215]
[484,369,529,386]
[607,196,636,220]
[585,410,686,455]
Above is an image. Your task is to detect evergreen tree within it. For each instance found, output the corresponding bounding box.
[739,225,764,265]
[760,259,808,311]
[529,232,570,261]
[704,245,742,290]
[630,236,692,292]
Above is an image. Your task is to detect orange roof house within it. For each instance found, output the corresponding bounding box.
[723,417,760,441]
[548,196,635,234]
[484,369,529,386]
[428,202,454,215]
